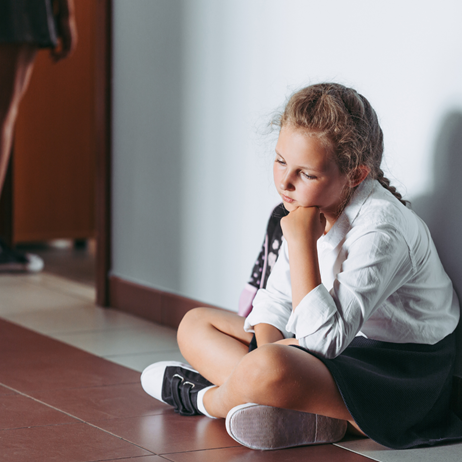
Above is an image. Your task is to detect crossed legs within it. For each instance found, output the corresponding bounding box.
[177,307,364,435]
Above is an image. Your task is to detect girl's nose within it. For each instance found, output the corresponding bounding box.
[280,173,295,191]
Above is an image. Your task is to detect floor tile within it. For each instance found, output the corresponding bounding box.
[0,317,77,356]
[22,272,96,301]
[0,393,77,430]
[0,422,152,462]
[0,385,15,396]
[0,320,139,392]
[30,383,170,423]
[105,350,188,372]
[96,413,239,454]
[0,350,139,392]
[161,444,373,461]
[0,281,92,316]
[337,437,462,462]
[50,325,180,357]
[3,304,158,336]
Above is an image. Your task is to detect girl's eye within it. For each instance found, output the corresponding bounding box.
[276,158,286,165]
[302,172,317,180]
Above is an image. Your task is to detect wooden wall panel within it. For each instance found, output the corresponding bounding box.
[13,0,97,243]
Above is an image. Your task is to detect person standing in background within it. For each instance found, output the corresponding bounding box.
[0,0,77,272]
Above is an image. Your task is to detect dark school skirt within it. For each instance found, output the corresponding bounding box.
[0,0,57,48]
[249,332,462,449]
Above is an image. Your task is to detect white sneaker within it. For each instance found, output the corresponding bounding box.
[141,361,213,416]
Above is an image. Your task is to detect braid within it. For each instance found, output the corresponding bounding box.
[376,169,408,206]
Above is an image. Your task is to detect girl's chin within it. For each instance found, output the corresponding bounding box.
[282,202,297,212]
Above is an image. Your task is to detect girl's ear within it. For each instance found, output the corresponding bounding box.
[349,165,370,188]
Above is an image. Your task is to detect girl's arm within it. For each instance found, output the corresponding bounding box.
[280,207,325,309]
[254,323,284,346]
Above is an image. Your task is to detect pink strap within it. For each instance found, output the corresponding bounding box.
[238,283,258,317]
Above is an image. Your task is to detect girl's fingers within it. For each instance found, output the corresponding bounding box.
[281,207,325,244]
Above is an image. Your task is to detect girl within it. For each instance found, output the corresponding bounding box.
[141,83,462,450]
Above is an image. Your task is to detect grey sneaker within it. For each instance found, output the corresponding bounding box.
[225,403,347,450]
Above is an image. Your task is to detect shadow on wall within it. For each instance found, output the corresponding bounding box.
[412,111,462,376]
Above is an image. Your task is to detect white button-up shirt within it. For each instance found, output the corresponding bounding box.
[244,179,460,359]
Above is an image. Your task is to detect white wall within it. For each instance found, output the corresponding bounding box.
[112,0,462,319]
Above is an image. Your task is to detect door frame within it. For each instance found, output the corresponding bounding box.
[95,0,112,306]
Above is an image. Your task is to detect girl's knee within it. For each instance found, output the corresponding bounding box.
[177,307,212,346]
[178,307,212,330]
[236,344,289,399]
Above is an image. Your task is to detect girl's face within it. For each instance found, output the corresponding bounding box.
[274,126,350,222]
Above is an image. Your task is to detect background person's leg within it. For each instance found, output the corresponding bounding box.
[0,43,37,195]
[0,44,44,273]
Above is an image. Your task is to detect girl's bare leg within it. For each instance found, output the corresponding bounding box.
[177,307,254,386]
[0,44,37,195]
[202,342,365,434]
[177,308,365,435]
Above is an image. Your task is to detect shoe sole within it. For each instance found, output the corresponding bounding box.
[140,361,198,404]
[226,403,347,450]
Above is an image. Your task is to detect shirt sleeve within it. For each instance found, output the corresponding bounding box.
[246,223,414,358]
[243,243,294,339]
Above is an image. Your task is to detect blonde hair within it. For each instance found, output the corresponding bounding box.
[276,83,406,205]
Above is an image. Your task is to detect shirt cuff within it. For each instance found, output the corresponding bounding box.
[286,284,338,339]
[244,290,293,338]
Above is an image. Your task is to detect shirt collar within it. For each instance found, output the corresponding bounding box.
[319,178,375,249]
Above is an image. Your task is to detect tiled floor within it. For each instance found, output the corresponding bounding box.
[1,256,461,461]
[0,270,373,461]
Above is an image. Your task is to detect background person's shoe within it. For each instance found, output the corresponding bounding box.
[226,403,348,450]
[141,361,213,416]
[0,239,44,273]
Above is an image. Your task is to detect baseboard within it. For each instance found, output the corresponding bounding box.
[108,275,223,329]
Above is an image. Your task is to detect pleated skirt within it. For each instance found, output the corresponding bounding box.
[292,333,462,449]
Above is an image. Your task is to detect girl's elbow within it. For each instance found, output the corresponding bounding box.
[298,334,349,359]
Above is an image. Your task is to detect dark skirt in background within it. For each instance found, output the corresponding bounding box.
[249,331,462,449]
[0,0,57,48]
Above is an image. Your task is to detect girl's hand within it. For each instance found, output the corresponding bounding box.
[280,206,326,245]
[274,338,300,346]
[51,0,78,61]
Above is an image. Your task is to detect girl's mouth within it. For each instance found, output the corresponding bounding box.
[281,194,294,204]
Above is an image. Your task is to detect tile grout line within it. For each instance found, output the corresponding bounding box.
[333,443,381,462]
[157,445,243,456]
[0,382,158,456]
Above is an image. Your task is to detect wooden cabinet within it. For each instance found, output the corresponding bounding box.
[8,0,98,243]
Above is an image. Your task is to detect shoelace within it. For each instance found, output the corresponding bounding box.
[171,374,197,416]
